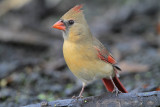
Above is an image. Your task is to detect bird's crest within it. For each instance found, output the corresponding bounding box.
[61,4,85,22]
[72,4,83,13]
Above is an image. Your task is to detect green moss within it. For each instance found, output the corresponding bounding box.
[0,79,7,87]
[38,93,55,101]
[38,93,46,100]
[135,74,141,80]
[145,72,152,78]
[66,83,73,89]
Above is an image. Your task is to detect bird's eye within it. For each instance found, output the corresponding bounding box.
[68,20,74,25]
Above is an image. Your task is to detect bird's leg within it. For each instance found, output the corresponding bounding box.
[110,76,122,96]
[72,82,85,99]
[78,82,85,98]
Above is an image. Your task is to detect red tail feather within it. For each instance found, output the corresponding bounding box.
[102,76,128,93]
[102,78,114,92]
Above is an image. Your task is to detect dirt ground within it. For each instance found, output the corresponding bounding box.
[0,0,160,107]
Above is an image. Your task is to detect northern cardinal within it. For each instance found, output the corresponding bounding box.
[53,5,128,98]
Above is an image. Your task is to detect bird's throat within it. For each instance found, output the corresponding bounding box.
[62,30,69,40]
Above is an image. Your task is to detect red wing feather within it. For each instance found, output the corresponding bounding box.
[107,55,116,64]
[94,46,116,64]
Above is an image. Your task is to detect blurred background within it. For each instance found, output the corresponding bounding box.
[0,0,160,106]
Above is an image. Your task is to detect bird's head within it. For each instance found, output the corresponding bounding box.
[53,5,92,42]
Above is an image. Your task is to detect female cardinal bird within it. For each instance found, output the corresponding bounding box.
[53,5,128,98]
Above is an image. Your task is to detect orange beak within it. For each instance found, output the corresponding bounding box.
[52,20,66,30]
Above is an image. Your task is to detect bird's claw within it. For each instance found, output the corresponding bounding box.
[72,95,83,99]
[112,87,122,96]
[41,101,51,107]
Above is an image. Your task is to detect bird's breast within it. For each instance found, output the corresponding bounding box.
[63,41,96,69]
[63,41,114,83]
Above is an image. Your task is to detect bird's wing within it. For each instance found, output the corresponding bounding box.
[93,37,128,93]
[92,37,121,71]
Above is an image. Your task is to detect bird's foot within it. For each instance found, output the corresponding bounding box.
[72,95,83,99]
[112,87,122,96]
[41,101,51,107]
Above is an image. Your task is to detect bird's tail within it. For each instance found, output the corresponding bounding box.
[102,76,128,93]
